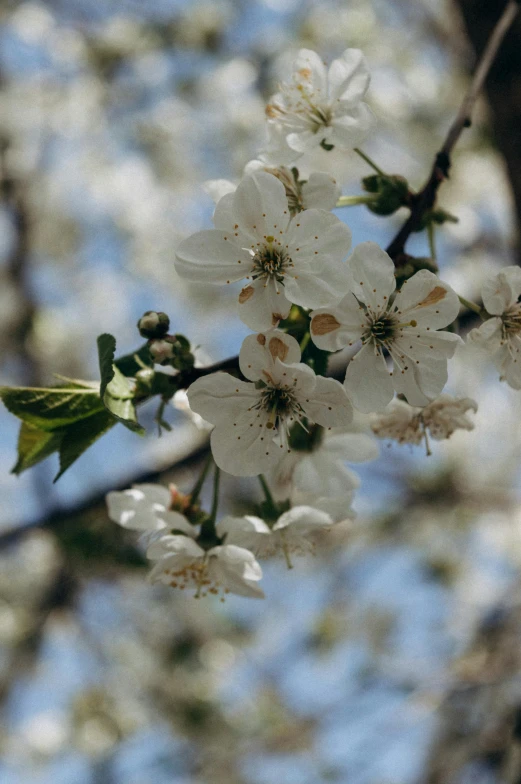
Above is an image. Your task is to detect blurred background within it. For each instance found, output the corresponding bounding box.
[1,0,521,781]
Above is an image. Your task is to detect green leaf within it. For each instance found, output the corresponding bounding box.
[97,333,144,434]
[12,423,63,474]
[11,408,117,479]
[55,409,116,481]
[97,333,117,400]
[0,384,105,430]
[104,366,144,434]
[115,343,151,377]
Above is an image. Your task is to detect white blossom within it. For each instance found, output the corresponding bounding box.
[310,242,462,412]
[269,429,378,521]
[186,329,353,476]
[217,506,334,568]
[205,163,340,217]
[106,484,194,534]
[263,48,374,162]
[468,266,521,389]
[175,171,352,331]
[146,534,264,598]
[371,395,477,453]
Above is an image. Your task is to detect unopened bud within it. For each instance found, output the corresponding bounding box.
[137,311,170,339]
[149,337,176,364]
[362,174,410,216]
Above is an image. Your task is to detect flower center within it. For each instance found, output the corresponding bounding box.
[502,303,521,335]
[295,85,332,130]
[251,241,291,283]
[260,385,301,429]
[365,314,399,346]
[165,558,228,599]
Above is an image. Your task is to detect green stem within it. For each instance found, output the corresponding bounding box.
[209,465,221,523]
[354,147,386,176]
[189,451,213,505]
[259,474,276,510]
[427,221,437,262]
[336,194,379,208]
[299,332,311,353]
[458,295,486,319]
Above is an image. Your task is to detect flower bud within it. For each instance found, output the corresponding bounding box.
[362,174,410,216]
[149,337,176,364]
[137,311,170,339]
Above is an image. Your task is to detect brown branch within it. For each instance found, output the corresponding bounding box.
[386,0,520,263]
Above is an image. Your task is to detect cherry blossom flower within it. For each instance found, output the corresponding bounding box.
[205,163,340,217]
[269,428,378,521]
[146,534,264,599]
[263,48,374,162]
[371,395,477,454]
[186,329,353,476]
[310,242,461,412]
[467,266,521,389]
[175,171,352,331]
[217,506,334,568]
[106,484,194,534]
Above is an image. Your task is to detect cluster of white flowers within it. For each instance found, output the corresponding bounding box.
[104,45,521,599]
[107,484,349,597]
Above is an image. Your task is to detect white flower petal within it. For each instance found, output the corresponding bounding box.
[210,416,277,477]
[344,342,394,412]
[187,373,259,427]
[323,432,379,463]
[467,317,503,351]
[175,229,248,283]
[286,209,351,262]
[239,330,301,382]
[293,453,360,495]
[393,270,460,328]
[159,511,197,537]
[237,277,291,332]
[286,129,324,154]
[330,104,375,147]
[481,266,521,315]
[217,515,271,548]
[310,293,365,351]
[233,172,289,241]
[213,191,236,230]
[147,534,204,562]
[106,485,171,532]
[294,48,328,97]
[394,329,462,361]
[391,354,448,407]
[347,242,396,312]
[328,48,370,103]
[273,505,332,532]
[210,545,264,598]
[301,172,341,211]
[300,375,353,427]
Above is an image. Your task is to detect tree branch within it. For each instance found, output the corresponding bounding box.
[386,0,519,263]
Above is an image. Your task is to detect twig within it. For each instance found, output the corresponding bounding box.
[386,0,520,262]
